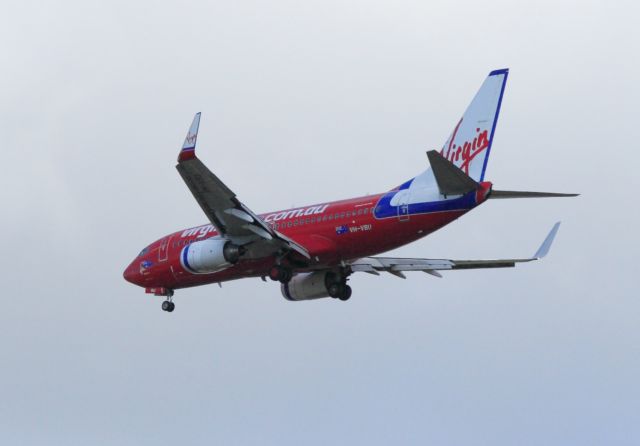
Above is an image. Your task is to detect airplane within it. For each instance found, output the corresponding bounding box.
[123,68,577,312]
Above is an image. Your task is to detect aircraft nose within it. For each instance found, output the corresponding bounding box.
[123,261,142,286]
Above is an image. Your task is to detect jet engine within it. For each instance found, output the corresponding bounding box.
[282,271,353,301]
[281,271,332,301]
[180,238,243,274]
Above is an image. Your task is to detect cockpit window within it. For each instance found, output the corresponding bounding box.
[138,247,150,257]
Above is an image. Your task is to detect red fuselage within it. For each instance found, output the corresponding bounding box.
[123,182,492,291]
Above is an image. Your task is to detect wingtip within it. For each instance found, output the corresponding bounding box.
[178,113,201,162]
[534,221,561,259]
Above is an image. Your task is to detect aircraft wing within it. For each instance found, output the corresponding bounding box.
[175,113,310,258]
[349,222,561,278]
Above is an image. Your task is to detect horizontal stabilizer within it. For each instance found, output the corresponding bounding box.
[426,150,479,196]
[490,190,579,199]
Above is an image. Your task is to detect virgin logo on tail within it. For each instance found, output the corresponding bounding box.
[185,133,197,146]
[441,118,490,175]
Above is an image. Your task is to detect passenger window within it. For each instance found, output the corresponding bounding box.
[294,220,298,226]
[364,208,368,214]
[340,212,345,219]
[288,221,292,228]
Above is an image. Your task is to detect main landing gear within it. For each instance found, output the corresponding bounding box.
[328,283,352,301]
[161,290,175,312]
[269,265,293,283]
[326,271,352,301]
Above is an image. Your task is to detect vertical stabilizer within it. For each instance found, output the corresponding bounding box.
[440,69,508,182]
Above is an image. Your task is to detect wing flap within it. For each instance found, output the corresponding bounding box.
[349,223,560,276]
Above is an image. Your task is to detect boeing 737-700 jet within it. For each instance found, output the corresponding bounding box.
[123,69,577,312]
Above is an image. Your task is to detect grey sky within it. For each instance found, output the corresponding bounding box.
[1,0,639,444]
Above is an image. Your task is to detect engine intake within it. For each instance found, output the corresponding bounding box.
[181,238,244,274]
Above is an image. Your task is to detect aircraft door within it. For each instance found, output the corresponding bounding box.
[158,236,172,262]
[396,190,411,222]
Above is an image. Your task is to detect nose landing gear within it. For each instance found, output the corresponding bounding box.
[161,289,175,312]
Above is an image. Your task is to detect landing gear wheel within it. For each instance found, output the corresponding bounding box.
[338,285,352,301]
[162,301,175,312]
[328,283,342,298]
[269,265,292,283]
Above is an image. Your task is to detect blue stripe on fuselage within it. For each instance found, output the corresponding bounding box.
[373,188,478,219]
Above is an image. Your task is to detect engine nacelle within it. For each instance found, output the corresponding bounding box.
[180,238,243,274]
[281,271,331,301]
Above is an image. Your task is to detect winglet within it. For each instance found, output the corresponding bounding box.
[178,113,201,162]
[534,222,561,259]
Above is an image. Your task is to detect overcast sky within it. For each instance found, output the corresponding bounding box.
[1,0,639,444]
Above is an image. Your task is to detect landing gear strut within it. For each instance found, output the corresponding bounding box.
[161,290,175,312]
[269,265,293,283]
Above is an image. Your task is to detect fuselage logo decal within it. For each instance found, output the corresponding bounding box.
[181,225,216,238]
[179,204,330,238]
[263,204,329,223]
